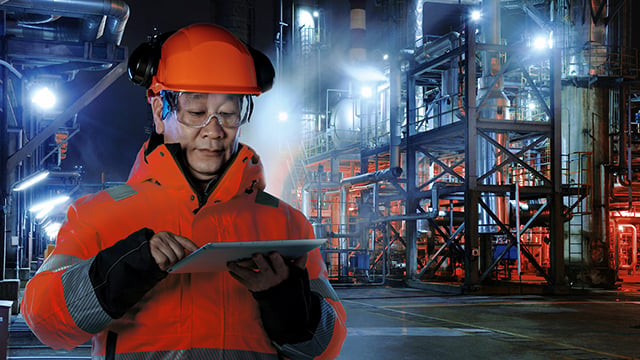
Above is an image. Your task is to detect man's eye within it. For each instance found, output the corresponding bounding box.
[189,111,206,116]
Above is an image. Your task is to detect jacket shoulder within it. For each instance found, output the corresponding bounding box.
[254,190,310,224]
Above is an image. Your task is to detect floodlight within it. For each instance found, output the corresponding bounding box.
[278,112,289,122]
[12,170,50,191]
[32,86,56,110]
[298,9,315,29]
[29,195,70,220]
[313,10,319,17]
[471,10,482,21]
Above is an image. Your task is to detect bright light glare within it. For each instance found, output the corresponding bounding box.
[278,112,289,122]
[471,10,481,21]
[298,10,315,29]
[44,222,62,239]
[360,86,373,98]
[383,54,389,61]
[533,36,547,49]
[29,195,70,220]
[532,34,553,50]
[528,102,536,111]
[12,170,50,191]
[32,87,56,109]
[313,10,319,17]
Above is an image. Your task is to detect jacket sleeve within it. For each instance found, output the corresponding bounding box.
[20,196,166,350]
[268,218,347,360]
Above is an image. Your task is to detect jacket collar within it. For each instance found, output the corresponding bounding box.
[126,135,266,203]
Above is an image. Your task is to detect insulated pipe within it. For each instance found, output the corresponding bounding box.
[0,0,130,45]
[476,0,508,233]
[339,167,402,275]
[415,31,460,64]
[389,53,402,169]
[301,181,340,219]
[6,16,100,42]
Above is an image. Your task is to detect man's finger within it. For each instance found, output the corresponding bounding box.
[269,252,289,275]
[252,253,273,273]
[172,234,199,252]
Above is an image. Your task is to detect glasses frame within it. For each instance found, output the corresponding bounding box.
[172,92,245,129]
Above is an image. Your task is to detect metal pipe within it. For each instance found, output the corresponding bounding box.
[302,189,310,217]
[389,54,402,169]
[1,0,130,45]
[415,31,460,64]
[0,59,23,79]
[339,167,402,276]
[6,17,98,42]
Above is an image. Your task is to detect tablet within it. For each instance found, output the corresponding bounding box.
[167,238,327,273]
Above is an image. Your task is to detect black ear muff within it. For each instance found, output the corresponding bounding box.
[245,44,275,93]
[127,31,175,88]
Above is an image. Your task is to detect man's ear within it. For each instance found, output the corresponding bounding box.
[151,96,165,134]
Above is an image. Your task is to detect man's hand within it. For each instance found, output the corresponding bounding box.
[227,252,307,292]
[149,231,198,271]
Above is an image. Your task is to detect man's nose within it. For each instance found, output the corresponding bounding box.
[200,114,225,137]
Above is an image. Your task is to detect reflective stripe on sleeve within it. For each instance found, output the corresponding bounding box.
[275,298,336,359]
[105,184,137,201]
[36,254,84,274]
[310,278,340,302]
[61,258,113,334]
[91,348,279,360]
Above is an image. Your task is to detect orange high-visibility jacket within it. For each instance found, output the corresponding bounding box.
[21,140,347,359]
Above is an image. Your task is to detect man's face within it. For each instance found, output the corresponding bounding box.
[152,92,242,182]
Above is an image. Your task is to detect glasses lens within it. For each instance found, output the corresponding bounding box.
[176,92,241,128]
[216,113,242,128]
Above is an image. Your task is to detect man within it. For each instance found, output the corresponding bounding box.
[21,23,346,359]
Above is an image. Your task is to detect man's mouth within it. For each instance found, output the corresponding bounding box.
[198,148,224,155]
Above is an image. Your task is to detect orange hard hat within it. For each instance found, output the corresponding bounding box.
[148,23,261,96]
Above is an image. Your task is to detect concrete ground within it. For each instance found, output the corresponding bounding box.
[6,282,640,359]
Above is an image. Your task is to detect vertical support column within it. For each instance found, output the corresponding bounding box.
[406,68,418,280]
[464,22,480,290]
[549,22,567,293]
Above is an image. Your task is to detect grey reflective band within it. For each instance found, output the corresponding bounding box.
[310,278,340,302]
[36,254,84,274]
[275,299,336,359]
[92,348,279,359]
[105,184,137,201]
[61,259,113,334]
